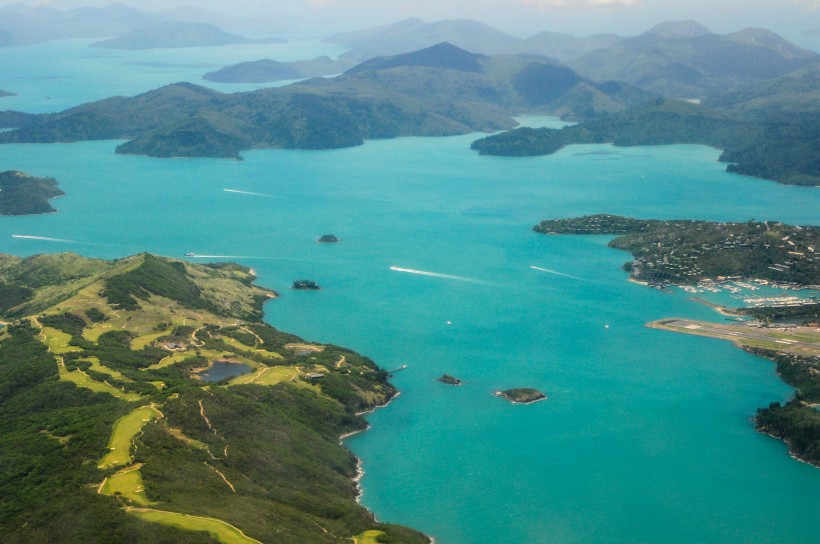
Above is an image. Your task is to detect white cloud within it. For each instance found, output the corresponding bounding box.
[793,0,820,11]
[520,0,641,7]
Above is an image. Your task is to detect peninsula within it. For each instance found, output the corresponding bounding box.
[0,170,64,215]
[535,215,820,288]
[536,215,820,466]
[0,252,428,543]
[471,99,820,186]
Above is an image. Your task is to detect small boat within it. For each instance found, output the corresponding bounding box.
[185,252,195,257]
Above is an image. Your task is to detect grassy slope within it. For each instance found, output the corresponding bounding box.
[0,253,428,543]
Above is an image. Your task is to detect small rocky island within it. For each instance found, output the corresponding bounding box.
[0,170,64,215]
[318,234,340,243]
[292,279,321,290]
[495,388,547,404]
[438,374,462,385]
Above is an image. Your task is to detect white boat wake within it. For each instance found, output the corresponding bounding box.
[224,189,277,198]
[12,234,79,243]
[530,265,584,281]
[389,266,489,284]
[187,255,257,259]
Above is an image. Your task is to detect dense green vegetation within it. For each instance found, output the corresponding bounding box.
[103,254,205,312]
[471,99,820,185]
[736,302,820,323]
[0,322,216,544]
[0,44,653,159]
[756,400,820,467]
[0,252,428,543]
[752,351,820,465]
[534,215,820,286]
[0,170,64,215]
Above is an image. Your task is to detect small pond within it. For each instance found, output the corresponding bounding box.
[198,361,252,382]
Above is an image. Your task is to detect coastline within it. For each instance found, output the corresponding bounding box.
[758,428,820,469]
[688,296,738,316]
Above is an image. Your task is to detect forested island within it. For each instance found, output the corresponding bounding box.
[535,215,820,287]
[0,170,64,215]
[438,374,462,385]
[0,43,651,159]
[292,279,321,290]
[471,99,820,185]
[0,252,428,543]
[495,388,546,404]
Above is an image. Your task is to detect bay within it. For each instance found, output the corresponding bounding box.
[0,40,818,544]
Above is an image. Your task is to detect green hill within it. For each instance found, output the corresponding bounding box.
[346,42,486,74]
[471,99,820,186]
[0,170,64,215]
[570,23,818,98]
[0,45,652,159]
[702,63,820,122]
[203,56,352,84]
[325,17,521,61]
[0,252,428,543]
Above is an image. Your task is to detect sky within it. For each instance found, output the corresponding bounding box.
[12,1,820,42]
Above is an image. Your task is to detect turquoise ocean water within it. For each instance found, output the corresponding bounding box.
[1,40,819,543]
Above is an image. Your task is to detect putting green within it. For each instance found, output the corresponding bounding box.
[353,530,387,544]
[100,464,153,506]
[127,508,262,544]
[59,368,142,402]
[41,326,82,354]
[99,405,162,469]
[228,366,298,387]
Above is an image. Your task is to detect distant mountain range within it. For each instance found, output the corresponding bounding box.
[702,63,820,121]
[204,56,354,84]
[0,3,275,47]
[569,22,818,97]
[89,22,283,50]
[324,18,818,99]
[0,43,651,159]
[326,18,521,60]
[324,17,626,63]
